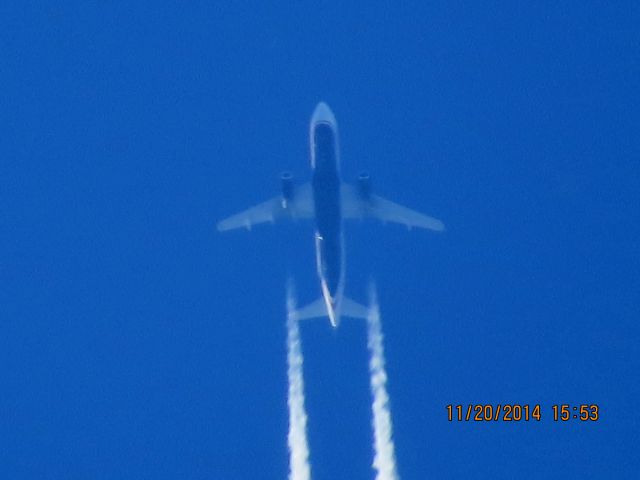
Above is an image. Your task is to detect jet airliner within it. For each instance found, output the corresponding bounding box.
[217,102,444,327]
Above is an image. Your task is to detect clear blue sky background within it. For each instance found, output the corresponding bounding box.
[2,2,638,479]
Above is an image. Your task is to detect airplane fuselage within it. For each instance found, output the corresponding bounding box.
[310,103,344,327]
[217,101,444,327]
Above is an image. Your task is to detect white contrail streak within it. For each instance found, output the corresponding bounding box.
[367,283,399,480]
[286,281,311,480]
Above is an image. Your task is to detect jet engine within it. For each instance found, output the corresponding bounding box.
[357,171,372,200]
[280,171,294,206]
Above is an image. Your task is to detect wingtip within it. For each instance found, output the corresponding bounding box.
[426,217,446,232]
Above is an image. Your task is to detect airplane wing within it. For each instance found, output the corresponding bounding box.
[341,184,445,232]
[217,182,314,231]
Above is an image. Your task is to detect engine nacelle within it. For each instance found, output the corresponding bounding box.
[357,171,372,200]
[280,171,294,206]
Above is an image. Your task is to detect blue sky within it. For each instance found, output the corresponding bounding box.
[2,2,638,479]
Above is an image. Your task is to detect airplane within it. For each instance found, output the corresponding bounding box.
[217,102,444,327]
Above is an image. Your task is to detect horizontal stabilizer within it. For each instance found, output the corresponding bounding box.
[290,297,327,321]
[290,295,369,324]
[341,296,369,319]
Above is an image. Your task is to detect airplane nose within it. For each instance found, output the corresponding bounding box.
[312,101,336,125]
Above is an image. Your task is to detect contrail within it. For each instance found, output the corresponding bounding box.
[367,283,399,480]
[285,280,311,480]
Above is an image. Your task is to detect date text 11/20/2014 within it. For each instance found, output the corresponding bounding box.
[446,404,600,422]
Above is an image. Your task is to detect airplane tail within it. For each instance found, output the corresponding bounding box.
[290,296,369,321]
